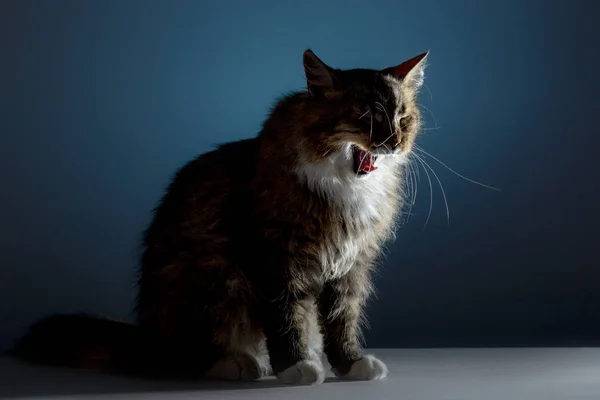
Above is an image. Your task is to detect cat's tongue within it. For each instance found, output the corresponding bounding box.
[354,149,378,174]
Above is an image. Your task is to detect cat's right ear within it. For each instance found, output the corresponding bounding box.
[303,49,338,96]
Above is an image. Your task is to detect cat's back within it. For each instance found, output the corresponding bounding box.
[144,138,259,245]
[173,137,259,190]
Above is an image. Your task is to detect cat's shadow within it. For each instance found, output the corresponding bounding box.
[179,376,341,390]
[0,357,346,398]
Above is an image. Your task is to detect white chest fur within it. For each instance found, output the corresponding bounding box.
[296,145,403,280]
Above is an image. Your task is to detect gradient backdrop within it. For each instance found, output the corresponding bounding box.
[1,0,599,351]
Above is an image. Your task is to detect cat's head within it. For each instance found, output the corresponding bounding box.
[298,49,428,177]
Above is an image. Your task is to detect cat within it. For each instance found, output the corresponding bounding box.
[9,49,428,385]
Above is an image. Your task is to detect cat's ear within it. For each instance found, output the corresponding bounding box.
[303,49,339,96]
[382,52,429,91]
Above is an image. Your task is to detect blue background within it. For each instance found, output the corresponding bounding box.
[1,0,599,351]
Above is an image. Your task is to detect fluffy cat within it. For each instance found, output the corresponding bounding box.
[10,49,428,385]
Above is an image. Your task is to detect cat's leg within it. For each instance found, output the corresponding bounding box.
[132,314,225,380]
[206,318,271,381]
[261,294,326,385]
[204,272,271,381]
[318,267,388,381]
[139,252,268,381]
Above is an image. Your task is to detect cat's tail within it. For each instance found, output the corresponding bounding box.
[7,314,187,378]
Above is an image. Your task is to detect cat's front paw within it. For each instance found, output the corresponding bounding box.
[276,359,325,385]
[342,355,388,381]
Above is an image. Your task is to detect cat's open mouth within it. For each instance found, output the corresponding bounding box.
[352,146,378,175]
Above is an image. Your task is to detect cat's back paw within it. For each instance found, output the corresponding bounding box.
[276,359,325,385]
[205,353,263,381]
[342,355,388,381]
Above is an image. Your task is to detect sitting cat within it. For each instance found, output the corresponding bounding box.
[11,49,428,385]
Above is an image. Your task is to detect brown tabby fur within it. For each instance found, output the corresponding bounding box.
[10,49,429,384]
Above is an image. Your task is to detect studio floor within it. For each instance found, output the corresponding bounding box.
[1,348,599,399]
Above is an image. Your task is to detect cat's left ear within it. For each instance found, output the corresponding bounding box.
[382,52,429,91]
[303,49,339,96]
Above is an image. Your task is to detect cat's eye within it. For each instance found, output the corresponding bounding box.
[399,116,412,131]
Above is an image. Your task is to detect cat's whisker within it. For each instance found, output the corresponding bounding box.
[408,158,419,206]
[404,159,412,199]
[408,160,417,205]
[416,157,434,231]
[374,132,397,148]
[410,170,416,207]
[411,154,421,183]
[405,174,413,220]
[404,159,418,220]
[416,102,439,128]
[403,162,413,201]
[423,83,434,102]
[412,159,419,213]
[414,153,450,225]
[355,150,369,178]
[414,145,500,191]
[359,110,370,120]
[369,112,373,143]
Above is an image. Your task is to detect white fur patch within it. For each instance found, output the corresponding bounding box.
[298,144,402,217]
[277,359,326,385]
[295,145,404,280]
[306,310,324,361]
[343,354,388,381]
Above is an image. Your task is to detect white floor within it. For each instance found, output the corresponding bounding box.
[1,348,599,399]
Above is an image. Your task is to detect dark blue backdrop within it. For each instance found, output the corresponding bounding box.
[1,0,599,351]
